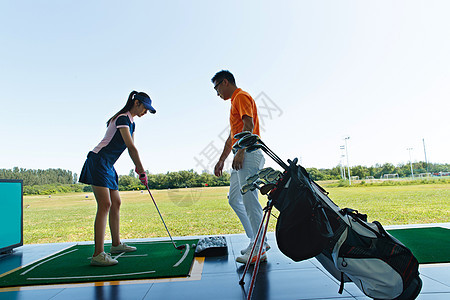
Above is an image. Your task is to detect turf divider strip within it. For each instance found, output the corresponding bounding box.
[173,244,189,267]
[21,249,78,275]
[27,271,156,280]
[0,239,198,288]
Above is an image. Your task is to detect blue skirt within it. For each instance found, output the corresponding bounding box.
[79,152,119,190]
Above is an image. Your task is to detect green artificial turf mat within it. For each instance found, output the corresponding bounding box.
[388,227,450,264]
[0,239,198,287]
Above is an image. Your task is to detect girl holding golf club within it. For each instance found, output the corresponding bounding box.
[79,91,156,266]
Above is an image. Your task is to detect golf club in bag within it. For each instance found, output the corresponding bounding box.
[145,185,186,251]
[234,133,422,300]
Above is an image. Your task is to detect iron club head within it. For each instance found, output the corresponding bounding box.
[237,134,259,148]
[246,144,264,153]
[232,139,244,150]
[240,183,254,194]
[260,183,276,195]
[246,173,260,185]
[258,167,275,179]
[233,131,252,140]
[176,244,186,250]
[265,170,282,183]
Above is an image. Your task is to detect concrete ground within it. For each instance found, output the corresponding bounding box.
[0,224,449,300]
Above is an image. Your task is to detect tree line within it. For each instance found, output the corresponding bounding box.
[115,169,230,192]
[0,167,230,194]
[1,161,449,194]
[307,161,450,181]
[0,167,76,186]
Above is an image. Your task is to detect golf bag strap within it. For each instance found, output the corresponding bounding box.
[373,220,388,237]
[349,212,383,239]
[338,272,345,294]
[313,202,334,238]
[339,208,368,222]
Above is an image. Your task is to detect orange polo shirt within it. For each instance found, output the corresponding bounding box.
[230,88,260,146]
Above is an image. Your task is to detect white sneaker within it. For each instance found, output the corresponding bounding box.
[236,248,267,264]
[110,243,137,254]
[240,242,271,255]
[90,252,118,266]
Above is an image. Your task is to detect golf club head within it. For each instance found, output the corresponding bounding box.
[265,170,282,183]
[176,244,186,250]
[260,183,276,195]
[237,134,259,148]
[233,131,252,140]
[241,183,256,194]
[258,167,275,179]
[246,173,260,185]
[232,139,243,150]
[246,144,264,153]
[253,179,265,187]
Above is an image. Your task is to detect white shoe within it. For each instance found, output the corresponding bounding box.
[236,248,267,264]
[240,242,271,255]
[110,243,137,254]
[90,252,118,266]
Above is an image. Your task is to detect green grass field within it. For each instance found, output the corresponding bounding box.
[23,183,450,244]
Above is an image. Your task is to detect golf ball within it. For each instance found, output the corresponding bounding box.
[192,244,196,248]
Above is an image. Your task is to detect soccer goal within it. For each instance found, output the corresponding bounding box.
[365,176,375,180]
[417,173,431,178]
[382,174,399,180]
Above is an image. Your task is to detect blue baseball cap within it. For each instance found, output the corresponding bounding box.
[134,93,156,114]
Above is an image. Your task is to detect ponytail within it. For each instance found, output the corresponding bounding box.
[107,91,138,126]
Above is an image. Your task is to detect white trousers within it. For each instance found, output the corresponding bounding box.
[228,150,265,244]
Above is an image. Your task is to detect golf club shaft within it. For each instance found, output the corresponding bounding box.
[146,186,182,250]
[259,145,288,170]
[243,135,288,169]
[257,140,288,167]
[238,134,288,169]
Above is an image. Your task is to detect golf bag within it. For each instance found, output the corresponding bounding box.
[270,159,334,261]
[232,132,422,299]
[268,160,422,300]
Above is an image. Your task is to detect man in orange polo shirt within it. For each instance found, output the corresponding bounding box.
[211,70,268,264]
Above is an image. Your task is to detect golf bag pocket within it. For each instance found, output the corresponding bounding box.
[274,163,333,261]
[331,224,420,299]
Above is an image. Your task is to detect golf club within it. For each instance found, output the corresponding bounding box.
[237,134,259,148]
[146,185,186,250]
[240,183,254,194]
[237,134,289,170]
[260,183,276,195]
[253,144,287,170]
[232,139,243,150]
[252,136,288,169]
[265,170,282,183]
[241,179,265,194]
[253,142,288,170]
[234,134,288,169]
[246,173,260,185]
[257,167,275,179]
[233,131,252,140]
[246,144,264,153]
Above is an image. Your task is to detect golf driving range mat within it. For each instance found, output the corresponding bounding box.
[0,239,198,287]
[387,227,450,264]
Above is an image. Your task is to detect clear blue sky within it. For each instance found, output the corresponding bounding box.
[1,1,449,176]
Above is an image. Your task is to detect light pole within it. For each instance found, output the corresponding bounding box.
[345,137,351,185]
[422,138,428,173]
[341,155,346,179]
[340,146,346,179]
[407,147,414,179]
